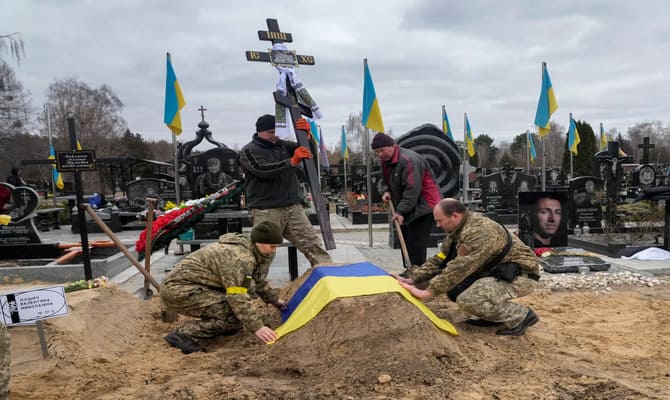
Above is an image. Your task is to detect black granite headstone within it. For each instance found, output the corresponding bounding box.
[0,183,41,245]
[126,178,164,209]
[479,172,506,211]
[518,191,569,248]
[569,177,604,232]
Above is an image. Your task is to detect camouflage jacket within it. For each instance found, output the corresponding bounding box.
[162,233,278,332]
[409,212,540,297]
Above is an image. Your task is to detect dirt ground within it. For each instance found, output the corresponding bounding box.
[4,276,670,400]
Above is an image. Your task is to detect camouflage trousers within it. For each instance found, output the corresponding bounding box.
[456,276,537,328]
[161,286,242,340]
[0,323,9,399]
[250,204,332,267]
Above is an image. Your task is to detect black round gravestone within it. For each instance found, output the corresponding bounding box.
[396,123,460,198]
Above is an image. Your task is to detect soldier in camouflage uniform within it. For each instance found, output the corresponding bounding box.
[398,198,541,336]
[238,114,332,267]
[0,323,9,399]
[161,221,287,353]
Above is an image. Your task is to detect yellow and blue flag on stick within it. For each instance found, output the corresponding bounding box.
[362,59,385,132]
[273,262,457,342]
[465,114,475,157]
[319,127,329,168]
[599,122,607,151]
[442,105,454,141]
[528,130,537,163]
[341,126,349,160]
[308,119,320,145]
[164,52,186,135]
[568,114,580,155]
[49,145,64,190]
[534,62,558,137]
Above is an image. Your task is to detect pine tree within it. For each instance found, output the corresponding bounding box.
[561,120,597,177]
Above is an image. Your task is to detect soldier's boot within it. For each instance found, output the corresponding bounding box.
[164,331,207,354]
[464,318,503,327]
[496,309,539,336]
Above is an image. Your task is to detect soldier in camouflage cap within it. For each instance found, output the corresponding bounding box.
[161,221,287,353]
[397,198,541,336]
[0,323,9,399]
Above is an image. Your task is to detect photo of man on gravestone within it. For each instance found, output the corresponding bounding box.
[488,179,499,194]
[194,157,232,198]
[519,192,568,248]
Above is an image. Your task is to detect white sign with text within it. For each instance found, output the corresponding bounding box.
[1,286,69,326]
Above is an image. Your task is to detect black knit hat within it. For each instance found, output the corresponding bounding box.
[370,132,395,149]
[255,114,276,132]
[250,221,283,244]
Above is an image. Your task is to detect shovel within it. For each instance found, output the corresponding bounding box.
[142,198,158,300]
[388,201,412,268]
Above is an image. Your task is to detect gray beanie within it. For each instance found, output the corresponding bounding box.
[250,221,283,244]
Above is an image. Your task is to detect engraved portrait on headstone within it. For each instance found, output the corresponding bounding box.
[569,177,603,231]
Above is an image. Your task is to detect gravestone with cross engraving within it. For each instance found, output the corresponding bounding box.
[633,137,657,189]
[592,141,634,228]
[245,18,334,249]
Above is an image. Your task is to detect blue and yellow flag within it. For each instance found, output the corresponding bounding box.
[273,262,457,342]
[568,114,580,155]
[362,59,385,133]
[442,105,454,141]
[465,114,475,157]
[309,119,320,145]
[534,62,558,137]
[528,130,537,163]
[319,127,329,168]
[49,144,64,190]
[341,126,349,160]
[164,53,186,135]
[599,122,607,151]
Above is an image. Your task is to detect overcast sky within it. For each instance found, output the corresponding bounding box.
[4,0,670,151]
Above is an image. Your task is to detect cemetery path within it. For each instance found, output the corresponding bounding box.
[4,281,670,399]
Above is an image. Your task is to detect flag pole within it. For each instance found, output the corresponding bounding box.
[542,136,546,191]
[342,125,347,197]
[462,112,468,203]
[173,133,181,205]
[46,105,57,206]
[365,127,373,247]
[526,130,531,174]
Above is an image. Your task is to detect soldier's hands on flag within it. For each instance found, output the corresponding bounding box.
[255,326,278,344]
[272,300,288,311]
[399,281,432,300]
[391,273,413,285]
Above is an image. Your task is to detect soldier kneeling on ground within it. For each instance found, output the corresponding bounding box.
[161,221,287,353]
[396,198,541,336]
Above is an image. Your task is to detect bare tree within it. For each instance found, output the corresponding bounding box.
[0,62,32,137]
[0,33,24,64]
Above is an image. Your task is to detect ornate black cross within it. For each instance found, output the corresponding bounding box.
[245,18,335,250]
[638,136,655,164]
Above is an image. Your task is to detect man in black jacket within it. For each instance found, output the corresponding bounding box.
[238,114,332,267]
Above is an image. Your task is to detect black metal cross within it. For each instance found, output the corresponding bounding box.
[638,136,655,164]
[198,105,207,121]
[245,18,334,250]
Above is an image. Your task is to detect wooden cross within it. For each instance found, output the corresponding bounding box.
[245,18,335,250]
[638,136,655,164]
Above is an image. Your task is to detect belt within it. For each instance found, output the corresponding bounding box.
[521,272,540,282]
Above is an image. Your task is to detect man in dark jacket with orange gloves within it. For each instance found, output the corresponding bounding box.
[239,114,332,267]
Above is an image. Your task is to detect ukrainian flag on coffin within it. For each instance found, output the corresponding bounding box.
[272,262,458,342]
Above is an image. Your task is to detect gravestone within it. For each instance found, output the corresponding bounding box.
[518,191,569,249]
[351,165,367,195]
[479,172,506,211]
[126,178,165,209]
[593,142,634,228]
[190,147,239,203]
[546,168,563,188]
[569,176,604,232]
[0,183,41,245]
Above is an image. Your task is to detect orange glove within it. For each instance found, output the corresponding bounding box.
[290,146,313,166]
[295,118,311,133]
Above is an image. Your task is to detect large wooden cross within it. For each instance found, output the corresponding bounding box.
[638,136,655,164]
[245,18,335,250]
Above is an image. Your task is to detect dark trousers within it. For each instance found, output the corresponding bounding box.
[400,212,435,267]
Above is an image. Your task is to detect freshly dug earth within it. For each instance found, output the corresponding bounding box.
[5,279,670,399]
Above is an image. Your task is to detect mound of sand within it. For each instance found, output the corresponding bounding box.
[5,281,670,399]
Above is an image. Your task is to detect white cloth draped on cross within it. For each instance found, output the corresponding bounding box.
[273,43,323,138]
